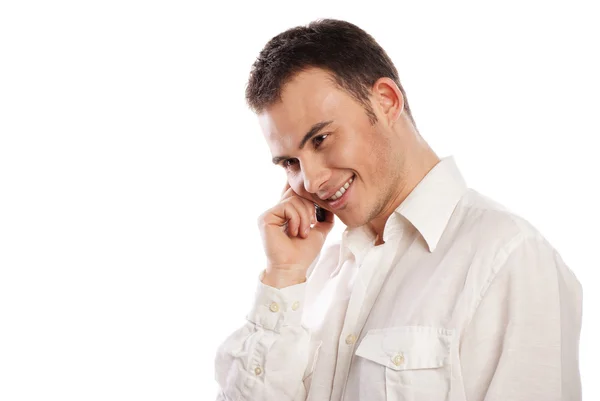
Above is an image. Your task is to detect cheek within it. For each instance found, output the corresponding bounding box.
[324,144,357,168]
[288,174,306,194]
[367,137,393,172]
[335,146,373,176]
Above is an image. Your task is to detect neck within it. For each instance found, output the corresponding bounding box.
[369,142,440,245]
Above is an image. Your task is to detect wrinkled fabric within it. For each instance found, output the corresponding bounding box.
[215,156,582,401]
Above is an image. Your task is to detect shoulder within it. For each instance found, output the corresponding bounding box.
[455,189,544,247]
[454,189,580,295]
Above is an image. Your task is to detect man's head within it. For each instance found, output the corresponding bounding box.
[246,19,429,230]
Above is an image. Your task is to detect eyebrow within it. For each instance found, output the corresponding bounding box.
[271,120,334,165]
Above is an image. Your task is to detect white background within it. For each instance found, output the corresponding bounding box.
[1,0,598,399]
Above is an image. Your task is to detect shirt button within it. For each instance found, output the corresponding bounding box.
[392,354,405,366]
[254,366,262,376]
[291,301,300,311]
[269,302,279,312]
[345,333,357,345]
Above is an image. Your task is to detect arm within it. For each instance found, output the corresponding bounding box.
[214,180,335,400]
[460,235,583,401]
[214,273,314,401]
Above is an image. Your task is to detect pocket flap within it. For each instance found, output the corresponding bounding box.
[355,326,453,371]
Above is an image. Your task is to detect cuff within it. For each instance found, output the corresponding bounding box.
[246,270,307,332]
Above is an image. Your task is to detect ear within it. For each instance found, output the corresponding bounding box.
[371,77,404,126]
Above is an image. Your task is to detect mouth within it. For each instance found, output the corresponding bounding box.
[323,174,355,210]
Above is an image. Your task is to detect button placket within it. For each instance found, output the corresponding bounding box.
[269,302,279,312]
[345,333,357,345]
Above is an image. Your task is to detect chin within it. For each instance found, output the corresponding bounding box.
[336,212,366,229]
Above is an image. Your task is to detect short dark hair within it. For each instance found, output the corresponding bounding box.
[245,19,415,127]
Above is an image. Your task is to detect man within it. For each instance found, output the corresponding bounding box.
[214,19,582,401]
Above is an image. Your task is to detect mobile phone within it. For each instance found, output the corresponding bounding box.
[315,204,327,222]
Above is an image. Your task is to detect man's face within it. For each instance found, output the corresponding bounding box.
[258,68,404,228]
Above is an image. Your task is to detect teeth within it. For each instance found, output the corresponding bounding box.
[328,176,354,201]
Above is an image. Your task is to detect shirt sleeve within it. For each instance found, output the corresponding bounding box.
[459,234,583,401]
[214,271,314,401]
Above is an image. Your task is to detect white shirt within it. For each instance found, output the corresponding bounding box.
[214,156,582,401]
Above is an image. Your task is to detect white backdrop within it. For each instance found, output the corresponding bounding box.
[1,1,598,400]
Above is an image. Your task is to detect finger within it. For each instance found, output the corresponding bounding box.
[280,185,316,220]
[288,197,312,238]
[260,197,300,229]
[281,188,296,203]
[282,202,301,237]
[287,195,317,224]
[280,181,292,198]
[296,197,321,232]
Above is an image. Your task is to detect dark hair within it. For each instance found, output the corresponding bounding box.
[245,19,415,127]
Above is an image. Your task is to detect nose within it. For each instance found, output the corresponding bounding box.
[301,161,330,195]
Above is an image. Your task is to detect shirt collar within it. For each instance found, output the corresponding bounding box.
[385,155,467,252]
[332,155,467,278]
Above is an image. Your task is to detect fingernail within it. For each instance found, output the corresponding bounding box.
[304,228,310,236]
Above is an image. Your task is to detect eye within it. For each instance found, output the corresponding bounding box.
[313,134,328,148]
[280,134,328,171]
[282,158,298,170]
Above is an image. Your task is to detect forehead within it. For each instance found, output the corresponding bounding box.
[258,68,350,144]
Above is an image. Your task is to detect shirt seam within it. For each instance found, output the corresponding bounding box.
[461,231,538,333]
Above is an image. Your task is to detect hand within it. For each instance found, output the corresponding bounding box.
[257,182,335,288]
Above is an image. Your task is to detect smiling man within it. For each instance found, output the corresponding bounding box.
[214,19,582,401]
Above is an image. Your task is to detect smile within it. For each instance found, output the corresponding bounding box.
[327,175,354,201]
[323,174,355,210]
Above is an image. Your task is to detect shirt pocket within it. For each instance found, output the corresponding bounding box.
[354,326,453,401]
